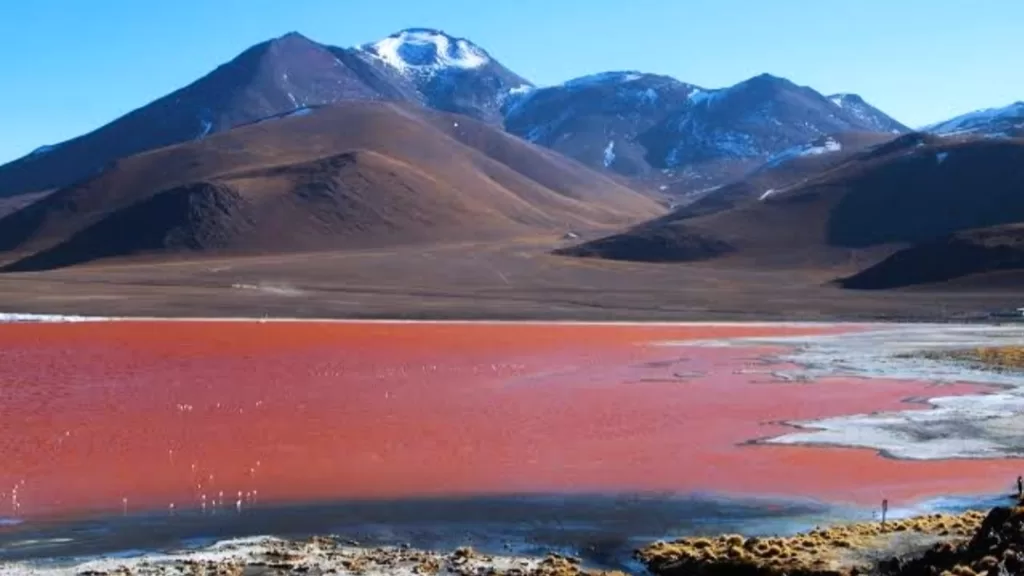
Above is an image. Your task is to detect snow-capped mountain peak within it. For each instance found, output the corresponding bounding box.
[362,28,490,75]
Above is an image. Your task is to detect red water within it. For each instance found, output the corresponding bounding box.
[0,321,1014,520]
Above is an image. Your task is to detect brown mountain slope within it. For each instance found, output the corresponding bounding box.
[0,33,426,199]
[838,223,1024,289]
[558,135,1024,272]
[0,101,661,272]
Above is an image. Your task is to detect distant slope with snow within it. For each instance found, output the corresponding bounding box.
[827,93,908,134]
[924,102,1024,138]
[643,75,907,169]
[670,131,897,219]
[634,75,909,192]
[503,71,908,192]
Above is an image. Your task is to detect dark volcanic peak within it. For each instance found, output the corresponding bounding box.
[503,72,701,177]
[639,73,909,180]
[0,32,422,198]
[502,70,908,191]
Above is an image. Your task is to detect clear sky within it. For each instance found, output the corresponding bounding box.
[2,0,1022,164]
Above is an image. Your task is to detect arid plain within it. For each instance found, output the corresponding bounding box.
[0,236,1019,322]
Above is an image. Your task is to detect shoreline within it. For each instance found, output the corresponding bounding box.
[0,492,1014,576]
[0,312,877,326]
[2,311,1022,327]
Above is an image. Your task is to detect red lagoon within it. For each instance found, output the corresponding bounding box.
[0,321,1014,520]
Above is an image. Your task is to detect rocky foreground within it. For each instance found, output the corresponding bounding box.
[0,537,628,576]
[8,504,1024,575]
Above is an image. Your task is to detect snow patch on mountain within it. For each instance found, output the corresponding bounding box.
[363,28,489,76]
[562,71,644,89]
[0,312,102,323]
[500,84,536,112]
[688,87,724,106]
[603,141,616,167]
[27,144,59,158]
[197,119,213,139]
[287,107,314,118]
[830,94,873,124]
[924,101,1024,136]
[521,107,576,144]
[764,137,842,167]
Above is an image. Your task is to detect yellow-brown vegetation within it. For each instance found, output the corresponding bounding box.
[916,346,1024,371]
[637,510,988,576]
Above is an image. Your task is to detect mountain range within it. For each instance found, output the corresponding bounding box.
[0,27,1022,294]
[0,28,923,200]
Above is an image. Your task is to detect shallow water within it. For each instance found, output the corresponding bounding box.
[0,320,1017,561]
[0,492,842,567]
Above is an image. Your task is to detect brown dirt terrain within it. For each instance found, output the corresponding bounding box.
[0,101,661,272]
[0,237,1018,321]
[561,135,1024,284]
[0,190,53,218]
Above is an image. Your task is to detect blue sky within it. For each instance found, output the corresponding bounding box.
[2,0,1022,164]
